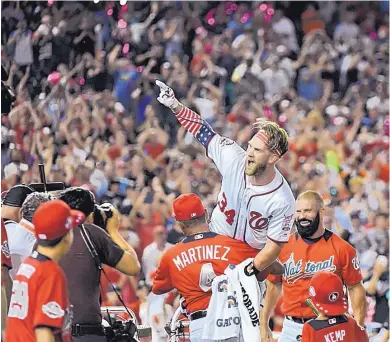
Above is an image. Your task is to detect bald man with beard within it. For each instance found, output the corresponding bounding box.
[261,191,367,342]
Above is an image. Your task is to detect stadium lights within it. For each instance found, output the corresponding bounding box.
[93,0,100,3]
[120,0,127,5]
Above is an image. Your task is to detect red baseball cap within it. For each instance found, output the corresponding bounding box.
[172,193,205,221]
[308,271,348,316]
[33,200,86,244]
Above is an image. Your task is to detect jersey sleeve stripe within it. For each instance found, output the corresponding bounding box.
[267,235,288,244]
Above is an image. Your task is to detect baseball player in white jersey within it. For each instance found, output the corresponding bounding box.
[156,80,295,273]
[4,192,53,277]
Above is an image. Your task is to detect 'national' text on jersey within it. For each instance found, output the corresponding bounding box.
[284,253,337,284]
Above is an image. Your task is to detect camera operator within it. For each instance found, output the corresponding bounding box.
[57,187,141,342]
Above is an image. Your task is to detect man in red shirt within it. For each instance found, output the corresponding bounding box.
[261,191,366,342]
[5,200,85,342]
[152,193,284,341]
[302,271,368,342]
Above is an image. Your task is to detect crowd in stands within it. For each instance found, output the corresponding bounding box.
[2,1,389,340]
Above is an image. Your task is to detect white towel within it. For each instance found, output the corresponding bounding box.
[202,258,262,342]
[202,272,241,340]
[226,258,262,342]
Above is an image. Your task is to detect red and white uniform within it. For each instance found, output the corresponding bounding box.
[5,251,72,342]
[268,231,363,318]
[268,231,363,342]
[153,232,258,313]
[302,315,368,342]
[302,271,368,342]
[207,134,295,249]
[175,107,295,249]
[4,219,36,277]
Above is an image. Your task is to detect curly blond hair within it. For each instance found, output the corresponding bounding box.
[253,119,289,157]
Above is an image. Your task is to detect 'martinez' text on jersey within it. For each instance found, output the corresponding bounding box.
[173,244,231,271]
[152,232,259,314]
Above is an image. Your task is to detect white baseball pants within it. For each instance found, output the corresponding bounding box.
[278,318,304,342]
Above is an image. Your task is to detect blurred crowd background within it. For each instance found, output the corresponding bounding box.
[1,0,389,340]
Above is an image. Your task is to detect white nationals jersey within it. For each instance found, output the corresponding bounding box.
[5,219,36,278]
[206,134,295,249]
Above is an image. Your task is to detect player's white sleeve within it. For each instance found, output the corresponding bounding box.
[266,203,295,243]
[5,222,36,256]
[206,134,246,177]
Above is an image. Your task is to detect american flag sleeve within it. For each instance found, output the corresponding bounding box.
[175,106,216,148]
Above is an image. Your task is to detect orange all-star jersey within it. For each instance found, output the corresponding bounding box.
[302,315,368,342]
[5,251,72,342]
[152,232,258,314]
[268,230,363,318]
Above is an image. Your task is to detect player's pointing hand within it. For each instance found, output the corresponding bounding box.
[155,80,169,91]
[156,80,179,109]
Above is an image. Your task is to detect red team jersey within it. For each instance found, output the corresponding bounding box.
[268,231,363,318]
[152,232,258,314]
[1,219,12,271]
[302,315,368,342]
[5,251,72,342]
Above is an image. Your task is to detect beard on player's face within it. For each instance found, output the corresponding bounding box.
[295,212,321,238]
[245,159,268,176]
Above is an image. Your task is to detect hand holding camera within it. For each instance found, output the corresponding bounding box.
[94,203,120,235]
[106,205,120,235]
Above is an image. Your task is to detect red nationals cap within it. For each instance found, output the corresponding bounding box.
[33,200,85,245]
[172,193,205,221]
[308,271,349,316]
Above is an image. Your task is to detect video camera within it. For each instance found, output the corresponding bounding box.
[101,307,152,342]
[105,319,138,342]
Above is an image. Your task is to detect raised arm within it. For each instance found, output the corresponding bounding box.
[156,80,216,148]
[155,80,245,176]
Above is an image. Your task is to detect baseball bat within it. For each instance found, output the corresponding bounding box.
[305,298,320,316]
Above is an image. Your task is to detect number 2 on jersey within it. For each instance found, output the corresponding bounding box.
[218,192,236,225]
[8,280,29,319]
[199,263,217,292]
